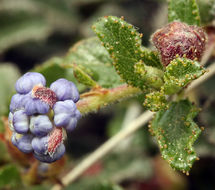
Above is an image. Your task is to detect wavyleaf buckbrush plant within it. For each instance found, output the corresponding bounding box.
[3,0,215,188]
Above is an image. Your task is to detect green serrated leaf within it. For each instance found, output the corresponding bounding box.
[163,57,206,95]
[92,16,163,89]
[63,37,123,88]
[168,0,201,26]
[73,64,99,88]
[0,165,21,188]
[150,100,201,172]
[144,91,168,112]
[0,64,20,116]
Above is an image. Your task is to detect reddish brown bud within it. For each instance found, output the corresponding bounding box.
[151,21,207,66]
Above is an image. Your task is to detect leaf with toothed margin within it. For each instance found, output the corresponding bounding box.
[63,37,123,88]
[92,16,163,90]
[168,0,201,26]
[149,100,201,173]
[163,57,206,95]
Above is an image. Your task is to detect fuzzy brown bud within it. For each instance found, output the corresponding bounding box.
[151,21,207,66]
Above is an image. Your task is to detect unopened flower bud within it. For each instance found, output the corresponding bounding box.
[151,21,207,66]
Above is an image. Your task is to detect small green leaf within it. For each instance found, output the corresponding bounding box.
[144,91,168,112]
[134,61,164,90]
[73,64,99,88]
[0,165,21,188]
[92,16,162,89]
[150,100,201,172]
[0,64,20,116]
[64,37,123,88]
[163,57,206,95]
[168,0,201,26]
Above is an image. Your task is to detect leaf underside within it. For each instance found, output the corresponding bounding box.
[64,37,123,88]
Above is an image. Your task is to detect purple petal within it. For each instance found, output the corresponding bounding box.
[30,115,53,137]
[54,113,71,127]
[13,133,34,153]
[24,94,49,115]
[13,110,29,134]
[15,72,46,94]
[9,94,25,113]
[64,118,77,132]
[32,136,48,154]
[50,79,79,102]
[33,144,65,163]
[53,100,76,126]
[53,100,81,131]
[53,100,76,114]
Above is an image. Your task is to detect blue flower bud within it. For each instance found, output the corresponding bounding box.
[50,79,79,102]
[23,94,50,115]
[15,72,46,94]
[53,100,81,131]
[31,136,48,154]
[30,115,53,137]
[13,110,29,134]
[9,94,25,113]
[33,144,65,163]
[12,133,34,153]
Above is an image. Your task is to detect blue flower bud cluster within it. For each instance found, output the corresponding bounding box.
[9,72,81,163]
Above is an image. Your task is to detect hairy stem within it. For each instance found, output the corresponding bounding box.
[77,84,142,114]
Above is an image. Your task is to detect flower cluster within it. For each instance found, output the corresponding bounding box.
[9,72,81,163]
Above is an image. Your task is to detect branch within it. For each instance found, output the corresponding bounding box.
[51,63,215,190]
[77,84,142,114]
